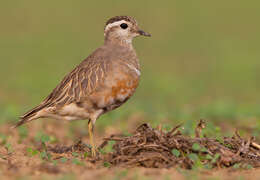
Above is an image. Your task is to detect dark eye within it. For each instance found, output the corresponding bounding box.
[120,23,128,29]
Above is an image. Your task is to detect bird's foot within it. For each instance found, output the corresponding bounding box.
[74,140,98,158]
[91,146,97,157]
[81,142,97,157]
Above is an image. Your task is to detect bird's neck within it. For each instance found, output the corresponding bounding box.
[104,35,133,49]
[103,38,139,70]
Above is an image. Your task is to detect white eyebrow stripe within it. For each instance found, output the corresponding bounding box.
[105,20,127,32]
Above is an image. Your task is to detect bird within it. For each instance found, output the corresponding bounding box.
[13,16,151,157]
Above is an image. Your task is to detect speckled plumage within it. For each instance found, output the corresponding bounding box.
[14,16,150,156]
[15,43,140,126]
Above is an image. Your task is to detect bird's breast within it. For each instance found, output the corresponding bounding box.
[89,65,140,112]
[109,75,139,102]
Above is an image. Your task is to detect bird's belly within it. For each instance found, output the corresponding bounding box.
[45,103,90,121]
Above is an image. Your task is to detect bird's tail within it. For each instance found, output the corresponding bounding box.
[12,104,46,129]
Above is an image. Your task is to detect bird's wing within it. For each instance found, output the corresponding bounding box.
[43,59,108,107]
[14,51,109,128]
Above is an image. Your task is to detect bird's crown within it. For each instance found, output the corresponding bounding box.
[104,16,138,30]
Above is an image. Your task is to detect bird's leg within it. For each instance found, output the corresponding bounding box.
[88,120,96,157]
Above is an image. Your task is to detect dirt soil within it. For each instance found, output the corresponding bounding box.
[1,120,260,180]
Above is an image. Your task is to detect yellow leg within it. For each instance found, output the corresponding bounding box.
[88,121,96,157]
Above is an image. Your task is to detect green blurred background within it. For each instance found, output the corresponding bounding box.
[1,1,260,137]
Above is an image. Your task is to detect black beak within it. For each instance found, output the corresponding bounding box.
[138,30,151,37]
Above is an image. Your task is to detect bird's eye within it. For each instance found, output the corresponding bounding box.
[120,23,128,29]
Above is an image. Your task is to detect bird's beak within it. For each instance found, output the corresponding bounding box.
[138,30,151,37]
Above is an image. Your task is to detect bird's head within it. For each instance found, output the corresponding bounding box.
[104,16,151,45]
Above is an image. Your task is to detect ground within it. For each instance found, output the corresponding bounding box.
[1,1,260,179]
[1,118,260,180]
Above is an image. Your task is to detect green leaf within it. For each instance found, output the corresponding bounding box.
[99,149,105,155]
[224,143,232,148]
[233,163,241,169]
[5,143,13,153]
[18,126,28,139]
[41,135,50,143]
[216,137,224,144]
[205,154,213,160]
[188,153,203,169]
[211,153,220,163]
[192,143,201,151]
[27,147,39,156]
[40,151,52,160]
[245,164,253,170]
[103,161,111,168]
[27,147,33,154]
[201,147,208,153]
[32,150,39,156]
[35,133,50,143]
[49,136,58,143]
[102,141,115,153]
[52,160,57,166]
[83,152,89,158]
[188,153,199,162]
[47,152,52,160]
[40,151,47,159]
[171,149,180,157]
[72,158,83,165]
[0,134,7,145]
[124,132,132,137]
[72,152,79,157]
[204,164,213,169]
[60,157,68,163]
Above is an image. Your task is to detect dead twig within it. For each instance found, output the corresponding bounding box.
[251,142,260,150]
[195,119,206,138]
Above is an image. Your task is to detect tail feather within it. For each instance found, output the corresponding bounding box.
[12,104,46,128]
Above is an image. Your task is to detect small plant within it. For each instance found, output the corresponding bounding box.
[60,157,68,163]
[49,135,58,143]
[18,126,28,142]
[0,134,7,145]
[52,160,58,166]
[5,143,13,153]
[245,164,253,170]
[192,143,201,151]
[34,132,53,161]
[101,140,115,154]
[205,154,213,160]
[71,158,84,166]
[83,152,89,158]
[103,161,111,168]
[26,147,39,156]
[171,149,180,157]
[188,153,203,169]
[232,163,253,170]
[40,151,52,161]
[201,147,208,153]
[211,153,220,164]
[72,152,79,157]
[35,132,51,144]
